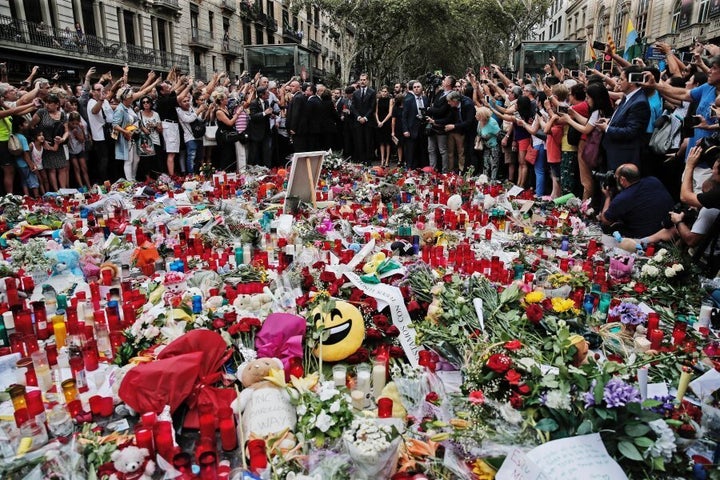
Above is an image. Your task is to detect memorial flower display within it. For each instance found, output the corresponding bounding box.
[0,162,719,480]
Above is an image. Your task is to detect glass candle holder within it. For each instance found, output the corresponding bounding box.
[332,364,347,388]
[31,350,52,392]
[377,397,393,418]
[218,407,237,451]
[134,423,155,457]
[247,439,267,473]
[8,383,27,411]
[47,403,73,438]
[61,378,78,403]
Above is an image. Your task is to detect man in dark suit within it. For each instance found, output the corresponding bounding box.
[338,86,355,158]
[248,87,273,167]
[350,73,376,165]
[445,91,476,173]
[426,76,455,171]
[401,81,429,169]
[597,66,650,172]
[304,83,323,151]
[286,80,308,152]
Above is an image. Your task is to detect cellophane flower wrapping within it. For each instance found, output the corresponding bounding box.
[342,418,401,480]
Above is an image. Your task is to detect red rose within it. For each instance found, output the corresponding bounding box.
[633,282,648,294]
[406,300,422,315]
[504,340,523,351]
[373,314,390,329]
[486,353,512,373]
[365,297,378,310]
[384,325,400,337]
[319,271,337,283]
[389,346,405,358]
[541,298,553,311]
[212,319,226,330]
[510,392,524,409]
[345,347,370,364]
[327,282,339,296]
[366,328,383,340]
[505,369,522,385]
[516,383,531,395]
[526,304,544,324]
[425,391,440,405]
[227,322,244,336]
[295,294,310,309]
[349,288,364,302]
[468,390,485,405]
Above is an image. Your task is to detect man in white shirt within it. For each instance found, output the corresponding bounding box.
[86,83,113,183]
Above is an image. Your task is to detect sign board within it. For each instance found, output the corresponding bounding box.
[284,151,327,210]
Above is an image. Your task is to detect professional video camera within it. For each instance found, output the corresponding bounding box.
[425,72,443,90]
[661,203,700,230]
[698,135,720,165]
[592,170,616,190]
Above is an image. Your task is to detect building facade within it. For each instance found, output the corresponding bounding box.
[535,0,720,59]
[0,0,344,84]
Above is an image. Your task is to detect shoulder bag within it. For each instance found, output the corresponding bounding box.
[204,122,218,146]
[582,127,604,169]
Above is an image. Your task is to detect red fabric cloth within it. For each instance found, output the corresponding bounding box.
[118,330,236,428]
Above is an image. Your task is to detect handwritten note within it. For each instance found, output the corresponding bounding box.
[242,388,297,437]
[496,434,627,480]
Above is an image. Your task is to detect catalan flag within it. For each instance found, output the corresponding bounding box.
[623,19,639,61]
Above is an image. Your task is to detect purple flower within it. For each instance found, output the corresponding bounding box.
[609,302,647,326]
[648,395,675,415]
[603,377,641,408]
[583,380,597,408]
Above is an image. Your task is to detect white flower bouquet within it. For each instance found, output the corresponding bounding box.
[342,417,401,479]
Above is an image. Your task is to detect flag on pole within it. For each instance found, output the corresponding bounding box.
[588,37,597,62]
[607,32,616,54]
[623,19,639,61]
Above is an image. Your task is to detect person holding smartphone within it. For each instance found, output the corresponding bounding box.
[595,65,650,172]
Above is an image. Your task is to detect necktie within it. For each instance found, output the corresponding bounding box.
[416,96,423,110]
[361,88,366,99]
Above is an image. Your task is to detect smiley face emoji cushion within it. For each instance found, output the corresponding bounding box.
[312,300,365,361]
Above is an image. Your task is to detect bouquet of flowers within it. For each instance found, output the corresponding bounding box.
[342,417,401,479]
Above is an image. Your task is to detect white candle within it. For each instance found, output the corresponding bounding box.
[332,364,347,387]
[351,390,365,410]
[372,362,386,399]
[242,243,252,265]
[356,364,371,407]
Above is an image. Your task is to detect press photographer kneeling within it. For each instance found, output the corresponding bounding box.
[598,163,675,239]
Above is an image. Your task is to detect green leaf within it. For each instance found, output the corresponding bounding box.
[577,419,594,435]
[624,423,651,437]
[618,440,643,461]
[535,418,559,432]
[633,436,654,448]
[652,455,665,471]
[626,402,642,416]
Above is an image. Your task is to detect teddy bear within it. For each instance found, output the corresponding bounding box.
[236,357,296,446]
[108,445,155,480]
[163,271,187,308]
[45,249,84,277]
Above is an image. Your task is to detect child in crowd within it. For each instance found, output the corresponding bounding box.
[67,111,91,190]
[13,117,39,198]
[30,129,51,194]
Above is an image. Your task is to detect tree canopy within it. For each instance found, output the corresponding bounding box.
[291,0,551,85]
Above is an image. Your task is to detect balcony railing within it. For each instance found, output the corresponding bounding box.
[189,27,213,49]
[308,39,321,52]
[0,15,188,72]
[153,0,181,12]
[239,1,257,20]
[265,17,278,32]
[282,25,302,44]
[255,12,268,26]
[221,38,243,57]
[220,0,236,14]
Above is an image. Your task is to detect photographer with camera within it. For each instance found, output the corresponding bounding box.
[599,163,674,238]
[680,143,720,209]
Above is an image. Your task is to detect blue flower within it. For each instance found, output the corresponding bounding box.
[609,302,647,326]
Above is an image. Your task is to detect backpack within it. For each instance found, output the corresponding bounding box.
[8,134,23,156]
[648,112,682,155]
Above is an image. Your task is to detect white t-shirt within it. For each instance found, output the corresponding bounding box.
[692,207,720,255]
[176,107,198,143]
[87,98,112,141]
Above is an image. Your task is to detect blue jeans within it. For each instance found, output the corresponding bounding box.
[185,139,199,173]
[533,144,546,197]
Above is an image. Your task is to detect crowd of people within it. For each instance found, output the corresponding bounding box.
[4,39,720,272]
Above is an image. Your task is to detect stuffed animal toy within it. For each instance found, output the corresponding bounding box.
[236,357,296,444]
[45,249,83,277]
[108,445,155,480]
[163,271,187,308]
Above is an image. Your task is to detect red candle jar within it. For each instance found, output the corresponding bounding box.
[247,439,267,473]
[377,397,393,418]
[198,403,216,441]
[649,329,663,350]
[153,421,175,461]
[646,313,660,339]
[218,407,238,451]
[134,424,155,457]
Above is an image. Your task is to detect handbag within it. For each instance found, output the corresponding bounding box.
[101,108,115,141]
[217,129,241,144]
[238,130,250,145]
[204,124,218,146]
[582,128,604,169]
[8,134,23,156]
[137,133,156,157]
[474,136,484,151]
[190,118,206,139]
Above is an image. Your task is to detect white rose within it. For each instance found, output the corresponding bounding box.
[672,263,684,273]
[664,267,676,278]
